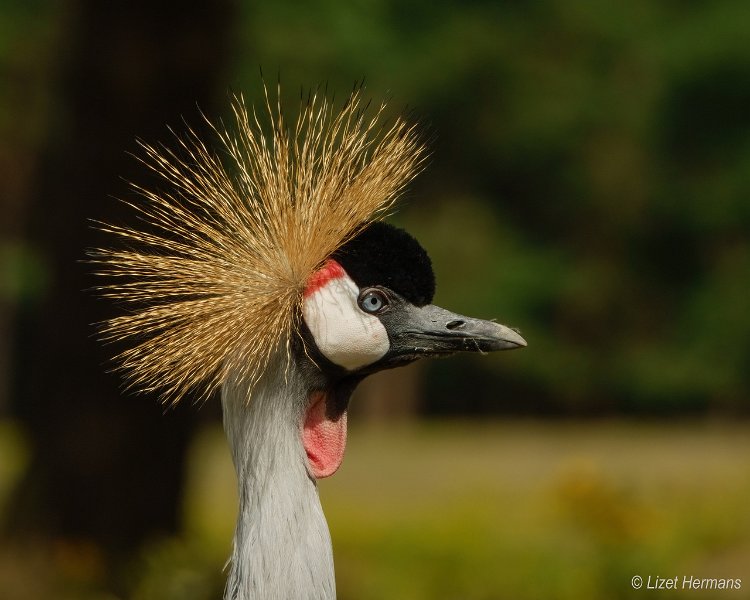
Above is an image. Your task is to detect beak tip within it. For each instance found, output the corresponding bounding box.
[491,323,527,350]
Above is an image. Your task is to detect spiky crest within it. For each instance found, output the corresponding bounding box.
[91,86,426,404]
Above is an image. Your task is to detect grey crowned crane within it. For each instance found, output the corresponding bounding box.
[93,88,526,600]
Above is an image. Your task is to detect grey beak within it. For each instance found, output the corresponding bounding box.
[380,302,526,364]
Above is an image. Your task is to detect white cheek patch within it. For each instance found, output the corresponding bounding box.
[303,271,390,371]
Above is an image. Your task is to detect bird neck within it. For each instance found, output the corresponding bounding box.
[221,357,335,600]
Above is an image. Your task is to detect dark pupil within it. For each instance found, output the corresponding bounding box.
[363,293,382,312]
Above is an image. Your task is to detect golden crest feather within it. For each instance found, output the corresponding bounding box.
[91,86,426,404]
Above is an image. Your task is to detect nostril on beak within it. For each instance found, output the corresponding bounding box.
[446,319,466,330]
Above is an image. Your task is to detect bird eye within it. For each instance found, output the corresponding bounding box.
[358,289,388,314]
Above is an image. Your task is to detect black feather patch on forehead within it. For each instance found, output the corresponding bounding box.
[333,221,435,306]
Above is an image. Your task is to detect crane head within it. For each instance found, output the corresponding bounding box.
[93,87,526,481]
[299,220,526,478]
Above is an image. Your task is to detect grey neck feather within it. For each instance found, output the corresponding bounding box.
[222,354,335,600]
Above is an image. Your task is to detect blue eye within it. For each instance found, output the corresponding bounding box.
[359,289,387,314]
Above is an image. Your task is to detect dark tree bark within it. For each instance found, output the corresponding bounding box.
[10,0,234,572]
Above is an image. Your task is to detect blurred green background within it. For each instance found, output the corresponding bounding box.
[1,0,749,598]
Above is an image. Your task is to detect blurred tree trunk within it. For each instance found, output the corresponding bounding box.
[9,0,234,577]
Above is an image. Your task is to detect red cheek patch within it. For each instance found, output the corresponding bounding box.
[301,259,352,477]
[304,259,347,297]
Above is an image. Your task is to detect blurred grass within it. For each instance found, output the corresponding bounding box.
[2,419,749,599]
[323,421,750,600]
[138,420,749,600]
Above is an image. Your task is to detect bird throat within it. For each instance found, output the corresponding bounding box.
[302,390,348,478]
[221,358,336,599]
